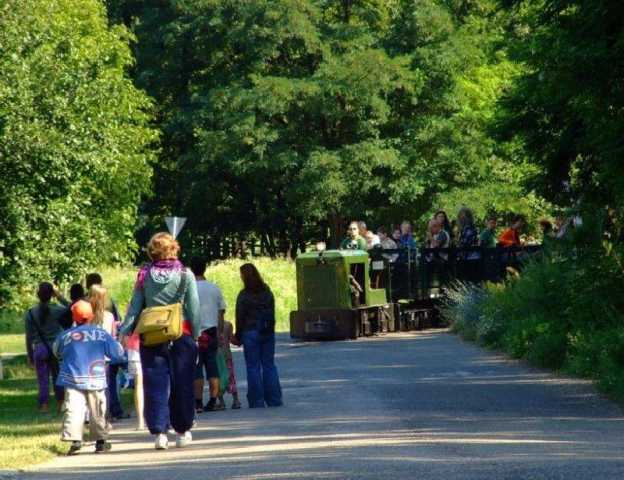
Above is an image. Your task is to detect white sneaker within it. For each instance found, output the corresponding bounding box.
[155,433,168,450]
[175,431,192,448]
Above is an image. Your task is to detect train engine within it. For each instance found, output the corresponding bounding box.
[289,249,395,340]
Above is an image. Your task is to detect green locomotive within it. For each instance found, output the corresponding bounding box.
[289,249,395,340]
[289,244,542,341]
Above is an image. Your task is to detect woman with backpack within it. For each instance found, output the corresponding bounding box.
[118,232,200,450]
[234,263,283,408]
[25,282,67,412]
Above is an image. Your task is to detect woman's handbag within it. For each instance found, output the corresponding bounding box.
[136,271,188,347]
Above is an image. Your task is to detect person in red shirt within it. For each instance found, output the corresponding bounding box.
[499,215,525,247]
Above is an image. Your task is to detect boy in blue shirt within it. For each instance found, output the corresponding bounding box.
[54,300,125,455]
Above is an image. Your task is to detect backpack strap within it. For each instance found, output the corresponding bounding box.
[28,309,54,357]
[175,269,189,303]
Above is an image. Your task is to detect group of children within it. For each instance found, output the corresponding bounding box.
[50,275,241,455]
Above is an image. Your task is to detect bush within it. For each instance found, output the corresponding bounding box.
[445,239,624,401]
[443,281,487,341]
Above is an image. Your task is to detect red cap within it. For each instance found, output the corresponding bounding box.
[71,300,94,325]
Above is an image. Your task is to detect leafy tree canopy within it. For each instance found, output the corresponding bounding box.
[109,0,541,249]
[496,0,624,217]
[0,0,157,307]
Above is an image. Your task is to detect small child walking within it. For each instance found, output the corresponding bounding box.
[217,320,241,409]
[54,300,125,455]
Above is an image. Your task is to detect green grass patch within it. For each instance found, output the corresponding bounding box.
[0,356,65,469]
[96,258,296,331]
[204,258,296,332]
[0,334,25,355]
[97,258,296,332]
[0,355,136,470]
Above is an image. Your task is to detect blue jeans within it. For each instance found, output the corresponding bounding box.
[140,335,198,434]
[106,363,124,418]
[242,330,282,408]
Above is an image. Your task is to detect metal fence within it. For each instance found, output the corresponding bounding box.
[369,245,543,302]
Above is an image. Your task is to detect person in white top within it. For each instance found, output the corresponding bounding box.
[191,257,227,412]
[90,285,116,336]
[358,221,380,248]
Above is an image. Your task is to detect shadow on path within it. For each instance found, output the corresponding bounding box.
[23,331,624,480]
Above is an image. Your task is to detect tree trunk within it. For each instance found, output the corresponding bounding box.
[328,212,344,249]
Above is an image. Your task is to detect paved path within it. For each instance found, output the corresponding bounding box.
[24,331,624,479]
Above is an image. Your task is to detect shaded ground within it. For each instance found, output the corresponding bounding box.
[21,331,624,480]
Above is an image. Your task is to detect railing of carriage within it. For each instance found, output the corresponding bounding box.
[368,245,543,302]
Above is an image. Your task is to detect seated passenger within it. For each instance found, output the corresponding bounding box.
[391,228,401,243]
[340,221,367,250]
[434,211,453,239]
[457,207,480,280]
[365,231,377,250]
[377,227,398,262]
[499,215,525,247]
[398,221,416,249]
[377,227,397,250]
[479,216,498,248]
[425,219,450,261]
[358,221,380,248]
[457,208,478,248]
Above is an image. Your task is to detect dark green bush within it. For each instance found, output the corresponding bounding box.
[445,236,624,401]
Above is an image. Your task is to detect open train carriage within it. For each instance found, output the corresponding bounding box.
[290,250,395,340]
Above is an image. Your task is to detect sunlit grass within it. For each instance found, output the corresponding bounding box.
[96,259,296,332]
[0,359,65,469]
[204,258,296,332]
[0,334,24,355]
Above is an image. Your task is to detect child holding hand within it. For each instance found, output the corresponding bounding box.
[54,300,125,455]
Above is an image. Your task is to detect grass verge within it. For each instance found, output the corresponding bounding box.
[0,356,65,470]
[0,355,134,470]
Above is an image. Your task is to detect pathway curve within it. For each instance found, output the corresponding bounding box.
[23,331,624,480]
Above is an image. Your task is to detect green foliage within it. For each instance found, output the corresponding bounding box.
[446,236,624,400]
[108,0,545,248]
[496,0,624,216]
[0,0,157,309]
